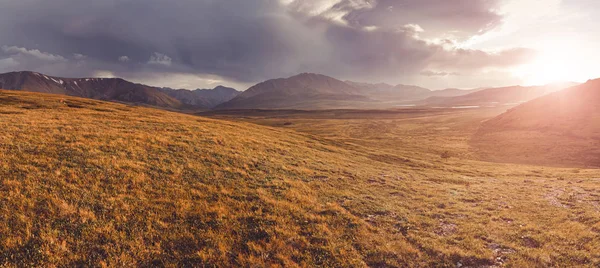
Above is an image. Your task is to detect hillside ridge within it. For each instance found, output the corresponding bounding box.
[472,78,600,167]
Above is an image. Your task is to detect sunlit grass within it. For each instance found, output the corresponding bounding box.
[1,90,599,266]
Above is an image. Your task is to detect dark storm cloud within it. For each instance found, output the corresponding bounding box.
[0,0,301,79]
[0,0,536,88]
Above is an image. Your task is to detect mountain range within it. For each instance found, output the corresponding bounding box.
[215,73,479,110]
[0,71,240,109]
[345,81,481,102]
[215,73,371,110]
[160,86,240,109]
[0,71,577,111]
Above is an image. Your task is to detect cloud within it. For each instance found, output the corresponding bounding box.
[148,52,172,66]
[282,0,374,25]
[73,53,87,60]
[420,70,460,77]
[403,24,424,34]
[122,72,250,90]
[0,57,19,70]
[1,46,66,62]
[428,47,538,72]
[341,0,504,40]
[94,70,116,78]
[0,0,539,89]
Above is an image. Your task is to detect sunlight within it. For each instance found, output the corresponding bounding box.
[514,39,592,85]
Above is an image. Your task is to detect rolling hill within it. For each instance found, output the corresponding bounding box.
[0,89,391,266]
[472,79,600,167]
[2,89,599,267]
[0,71,239,109]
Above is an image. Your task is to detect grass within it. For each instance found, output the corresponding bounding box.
[1,90,599,267]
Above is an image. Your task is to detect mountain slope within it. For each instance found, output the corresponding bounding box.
[421,83,577,107]
[472,79,600,167]
[215,73,373,110]
[160,86,240,109]
[0,71,240,109]
[0,71,182,108]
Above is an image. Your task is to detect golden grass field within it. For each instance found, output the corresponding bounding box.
[1,90,599,267]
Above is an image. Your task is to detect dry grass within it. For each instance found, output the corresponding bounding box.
[1,90,600,267]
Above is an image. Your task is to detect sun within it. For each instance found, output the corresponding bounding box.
[513,39,592,85]
[524,56,575,85]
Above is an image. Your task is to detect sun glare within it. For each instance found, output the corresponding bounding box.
[514,39,592,85]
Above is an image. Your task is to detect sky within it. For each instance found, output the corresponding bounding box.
[0,0,599,90]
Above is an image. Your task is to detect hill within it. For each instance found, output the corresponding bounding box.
[0,90,388,266]
[421,83,577,107]
[160,86,240,109]
[1,90,599,267]
[215,73,372,110]
[472,79,600,167]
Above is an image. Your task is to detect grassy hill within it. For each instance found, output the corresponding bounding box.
[473,79,600,167]
[1,90,599,267]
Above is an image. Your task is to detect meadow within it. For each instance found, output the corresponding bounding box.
[1,90,599,267]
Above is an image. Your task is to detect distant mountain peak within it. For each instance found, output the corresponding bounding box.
[211,85,239,92]
[160,85,241,109]
[291,72,327,78]
[215,73,368,110]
